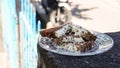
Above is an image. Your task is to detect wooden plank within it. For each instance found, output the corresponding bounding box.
[0,0,4,52]
[0,0,9,68]
[0,53,8,68]
[16,0,22,68]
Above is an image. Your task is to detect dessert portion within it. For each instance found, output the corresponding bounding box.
[40,23,97,52]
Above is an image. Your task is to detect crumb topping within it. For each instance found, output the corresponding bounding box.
[40,23,97,52]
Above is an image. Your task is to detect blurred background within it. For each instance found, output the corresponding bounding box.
[0,0,120,68]
[35,0,120,32]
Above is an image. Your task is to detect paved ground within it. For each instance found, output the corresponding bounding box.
[70,0,120,33]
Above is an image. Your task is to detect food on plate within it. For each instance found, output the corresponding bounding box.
[40,23,97,52]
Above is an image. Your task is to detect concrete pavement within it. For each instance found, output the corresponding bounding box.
[70,0,120,33]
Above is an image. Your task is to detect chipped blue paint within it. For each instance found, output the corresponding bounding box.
[1,0,41,68]
[1,0,19,68]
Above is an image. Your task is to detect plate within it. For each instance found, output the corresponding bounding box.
[38,31,114,56]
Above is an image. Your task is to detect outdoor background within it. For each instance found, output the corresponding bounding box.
[0,0,120,68]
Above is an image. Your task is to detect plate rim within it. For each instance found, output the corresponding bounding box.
[38,31,114,56]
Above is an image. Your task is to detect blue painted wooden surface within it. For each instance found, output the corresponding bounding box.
[19,0,38,68]
[1,0,19,68]
[1,0,40,68]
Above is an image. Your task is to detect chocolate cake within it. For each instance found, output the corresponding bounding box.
[40,23,97,52]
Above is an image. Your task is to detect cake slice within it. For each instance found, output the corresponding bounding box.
[40,23,97,52]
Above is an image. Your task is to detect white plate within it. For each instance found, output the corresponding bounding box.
[38,31,114,56]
